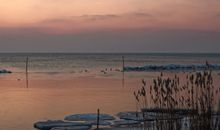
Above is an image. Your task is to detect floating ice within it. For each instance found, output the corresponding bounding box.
[86,120,112,126]
[50,126,91,130]
[112,120,140,126]
[123,64,220,72]
[34,120,91,130]
[0,69,12,74]
[64,113,115,121]
[116,112,144,121]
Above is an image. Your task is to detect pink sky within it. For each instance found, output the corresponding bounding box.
[0,0,220,52]
[0,0,220,34]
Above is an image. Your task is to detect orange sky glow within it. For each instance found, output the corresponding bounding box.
[0,0,220,34]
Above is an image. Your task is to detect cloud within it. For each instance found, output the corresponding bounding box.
[39,14,120,25]
[78,14,119,21]
[40,18,75,24]
[78,12,154,21]
[0,28,220,53]
[1,11,220,35]
[128,12,154,17]
[39,12,154,24]
[0,26,52,36]
[30,12,157,34]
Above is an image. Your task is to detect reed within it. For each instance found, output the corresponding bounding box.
[133,63,220,130]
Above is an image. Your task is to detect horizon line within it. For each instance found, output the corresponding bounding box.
[0,52,220,54]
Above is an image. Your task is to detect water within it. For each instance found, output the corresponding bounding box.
[1,53,220,73]
[0,53,220,130]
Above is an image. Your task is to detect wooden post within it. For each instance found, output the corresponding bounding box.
[26,56,29,88]
[26,57,28,73]
[122,56,125,72]
[122,56,125,87]
[97,109,100,130]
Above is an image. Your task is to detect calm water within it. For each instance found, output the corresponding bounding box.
[0,53,220,130]
[1,53,220,73]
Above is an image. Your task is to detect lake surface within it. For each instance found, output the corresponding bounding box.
[0,53,220,130]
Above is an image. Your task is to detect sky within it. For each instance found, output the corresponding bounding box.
[0,0,220,53]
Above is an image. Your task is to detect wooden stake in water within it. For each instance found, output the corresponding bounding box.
[97,109,100,130]
[122,56,125,87]
[26,56,29,88]
[122,56,125,72]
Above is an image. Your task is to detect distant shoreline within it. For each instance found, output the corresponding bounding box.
[0,52,220,55]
